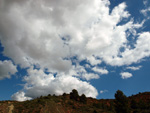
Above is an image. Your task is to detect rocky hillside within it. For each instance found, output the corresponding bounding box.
[0,90,150,113]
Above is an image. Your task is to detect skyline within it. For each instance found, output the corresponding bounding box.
[0,0,150,101]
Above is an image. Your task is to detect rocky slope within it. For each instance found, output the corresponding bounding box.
[0,91,150,113]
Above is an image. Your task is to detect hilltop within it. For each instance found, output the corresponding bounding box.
[0,90,150,113]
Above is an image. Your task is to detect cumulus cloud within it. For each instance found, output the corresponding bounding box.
[120,72,133,79]
[0,0,149,101]
[12,67,98,100]
[0,0,144,70]
[126,66,142,71]
[81,73,99,81]
[0,60,17,80]
[66,64,100,81]
[87,56,102,66]
[11,91,32,101]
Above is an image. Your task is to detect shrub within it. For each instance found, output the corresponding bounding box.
[48,94,51,96]
[70,89,79,101]
[93,103,102,108]
[63,93,67,97]
[79,94,87,104]
[93,110,98,113]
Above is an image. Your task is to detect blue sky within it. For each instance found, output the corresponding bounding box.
[0,0,150,101]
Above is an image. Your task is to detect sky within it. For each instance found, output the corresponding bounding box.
[0,0,150,101]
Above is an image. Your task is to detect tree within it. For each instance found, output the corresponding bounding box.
[70,89,79,101]
[48,94,51,96]
[79,94,87,104]
[114,90,130,113]
[63,93,67,97]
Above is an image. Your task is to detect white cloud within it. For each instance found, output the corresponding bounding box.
[11,91,32,101]
[143,0,148,6]
[141,0,150,17]
[0,0,149,100]
[0,60,17,80]
[81,73,99,81]
[120,72,133,79]
[87,56,101,66]
[126,66,142,71]
[0,0,134,70]
[141,8,150,17]
[104,31,150,66]
[100,90,108,94]
[92,67,109,75]
[71,64,100,80]
[12,67,98,101]
[0,0,148,69]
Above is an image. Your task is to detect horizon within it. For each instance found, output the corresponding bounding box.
[0,89,149,101]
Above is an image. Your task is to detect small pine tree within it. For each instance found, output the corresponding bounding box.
[114,90,130,113]
[70,89,79,101]
[63,93,67,97]
[79,94,87,104]
[48,94,51,96]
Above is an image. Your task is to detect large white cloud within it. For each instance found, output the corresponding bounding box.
[0,60,17,80]
[0,0,149,101]
[12,67,98,100]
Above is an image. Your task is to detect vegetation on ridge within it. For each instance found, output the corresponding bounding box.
[0,89,150,113]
